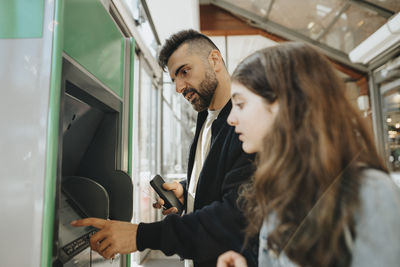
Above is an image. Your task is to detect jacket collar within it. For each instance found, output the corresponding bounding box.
[188,100,233,182]
[197,100,232,125]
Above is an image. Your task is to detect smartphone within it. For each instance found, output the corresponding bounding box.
[150,175,183,214]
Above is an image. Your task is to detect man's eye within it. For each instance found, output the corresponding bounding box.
[181,69,189,76]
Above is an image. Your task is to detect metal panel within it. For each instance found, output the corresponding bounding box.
[62,54,123,112]
[0,0,56,266]
[120,38,131,173]
[369,72,386,158]
[128,38,135,178]
[123,35,135,267]
[0,0,44,38]
[64,0,124,97]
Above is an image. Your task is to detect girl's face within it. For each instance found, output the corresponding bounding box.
[227,82,279,154]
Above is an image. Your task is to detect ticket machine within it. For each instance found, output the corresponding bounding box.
[52,0,135,264]
[0,0,135,266]
[52,54,133,266]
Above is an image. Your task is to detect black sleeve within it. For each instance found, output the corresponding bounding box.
[136,150,258,266]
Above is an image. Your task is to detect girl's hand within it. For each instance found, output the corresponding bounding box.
[217,250,248,267]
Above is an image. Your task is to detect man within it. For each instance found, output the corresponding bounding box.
[72,29,257,267]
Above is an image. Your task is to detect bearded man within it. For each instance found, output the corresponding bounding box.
[72,29,258,267]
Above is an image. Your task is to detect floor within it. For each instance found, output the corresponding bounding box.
[132,251,184,267]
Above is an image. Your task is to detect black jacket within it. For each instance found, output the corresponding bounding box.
[137,101,258,267]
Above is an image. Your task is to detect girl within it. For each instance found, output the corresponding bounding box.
[218,42,400,267]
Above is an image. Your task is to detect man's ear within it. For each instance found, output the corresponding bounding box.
[208,49,224,72]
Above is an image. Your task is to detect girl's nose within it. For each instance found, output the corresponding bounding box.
[227,112,237,126]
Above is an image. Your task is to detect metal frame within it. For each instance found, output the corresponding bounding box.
[369,71,386,158]
[265,0,275,19]
[120,38,132,173]
[131,48,141,227]
[140,0,161,45]
[111,0,163,80]
[368,44,400,71]
[315,2,351,42]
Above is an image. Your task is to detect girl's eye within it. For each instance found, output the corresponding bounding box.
[234,103,244,109]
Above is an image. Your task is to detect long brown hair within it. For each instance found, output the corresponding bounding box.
[233,42,387,266]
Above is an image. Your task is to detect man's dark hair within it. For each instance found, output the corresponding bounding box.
[158,29,220,71]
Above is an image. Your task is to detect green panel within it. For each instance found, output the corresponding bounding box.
[41,0,64,266]
[64,0,124,97]
[0,0,44,38]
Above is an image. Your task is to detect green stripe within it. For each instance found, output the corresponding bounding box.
[41,0,64,266]
[0,0,44,38]
[126,37,135,267]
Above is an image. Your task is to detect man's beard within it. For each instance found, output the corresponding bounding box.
[184,69,218,112]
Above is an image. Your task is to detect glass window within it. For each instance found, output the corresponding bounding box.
[383,90,400,172]
[319,3,387,53]
[226,0,393,57]
[123,0,140,20]
[161,73,196,181]
[132,55,159,224]
[268,0,347,39]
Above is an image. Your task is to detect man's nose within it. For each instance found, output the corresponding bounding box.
[175,79,186,94]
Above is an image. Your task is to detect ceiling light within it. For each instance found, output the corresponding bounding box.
[349,13,400,64]
[316,4,331,17]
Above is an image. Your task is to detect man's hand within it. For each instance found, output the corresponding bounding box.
[71,218,138,259]
[217,251,248,267]
[152,181,184,215]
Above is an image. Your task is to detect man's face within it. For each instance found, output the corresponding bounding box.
[167,44,218,112]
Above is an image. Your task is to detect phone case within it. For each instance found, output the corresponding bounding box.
[150,175,183,214]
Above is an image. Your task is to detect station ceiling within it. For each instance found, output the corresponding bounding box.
[200,0,399,72]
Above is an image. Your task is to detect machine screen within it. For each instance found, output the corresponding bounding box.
[58,193,97,263]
